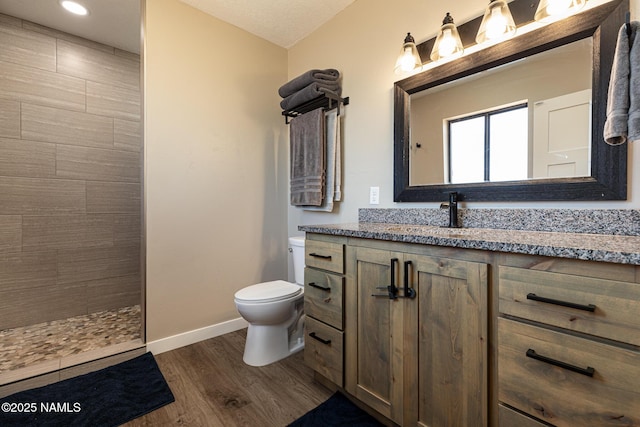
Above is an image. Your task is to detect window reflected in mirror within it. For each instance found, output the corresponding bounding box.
[409,38,592,186]
[448,103,528,184]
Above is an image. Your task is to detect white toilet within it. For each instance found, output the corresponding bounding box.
[234,236,306,366]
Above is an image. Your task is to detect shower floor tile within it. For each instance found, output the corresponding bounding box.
[0,305,141,374]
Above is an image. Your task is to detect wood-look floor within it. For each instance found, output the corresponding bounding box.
[124,329,333,426]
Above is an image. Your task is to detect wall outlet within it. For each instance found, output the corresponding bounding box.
[369,186,380,204]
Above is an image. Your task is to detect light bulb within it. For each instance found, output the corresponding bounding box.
[546,0,573,15]
[438,29,457,57]
[399,47,417,72]
[485,6,508,40]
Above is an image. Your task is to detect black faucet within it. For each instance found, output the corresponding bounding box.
[440,192,459,228]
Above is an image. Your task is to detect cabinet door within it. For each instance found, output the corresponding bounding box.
[345,246,405,424]
[405,255,488,427]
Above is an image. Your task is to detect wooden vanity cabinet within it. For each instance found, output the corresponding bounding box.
[344,241,488,427]
[303,235,346,387]
[497,257,640,426]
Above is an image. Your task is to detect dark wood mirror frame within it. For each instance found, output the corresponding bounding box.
[394,0,628,202]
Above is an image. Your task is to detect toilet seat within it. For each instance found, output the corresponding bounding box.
[234,280,302,304]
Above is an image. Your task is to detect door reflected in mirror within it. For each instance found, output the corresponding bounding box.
[409,38,592,186]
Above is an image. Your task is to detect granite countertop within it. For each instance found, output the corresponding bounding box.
[299,222,640,265]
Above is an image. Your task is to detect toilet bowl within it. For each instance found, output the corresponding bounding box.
[234,236,305,366]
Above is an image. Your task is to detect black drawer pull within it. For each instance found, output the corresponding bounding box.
[526,349,595,377]
[308,282,331,292]
[309,253,332,260]
[309,332,331,345]
[526,293,596,312]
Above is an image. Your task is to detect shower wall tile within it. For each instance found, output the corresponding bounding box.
[23,21,115,55]
[0,21,56,71]
[56,40,139,90]
[21,103,114,148]
[0,283,87,330]
[87,274,141,313]
[86,182,141,214]
[0,99,19,138]
[114,119,141,152]
[0,15,142,326]
[115,49,140,62]
[0,177,85,215]
[113,215,141,246]
[86,81,140,121]
[22,215,113,251]
[0,251,57,291]
[0,216,21,253]
[0,61,85,111]
[56,145,141,183]
[57,245,140,284]
[0,138,56,178]
[0,13,21,29]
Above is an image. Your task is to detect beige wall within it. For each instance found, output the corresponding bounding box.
[287,0,640,237]
[144,0,288,341]
[0,14,141,329]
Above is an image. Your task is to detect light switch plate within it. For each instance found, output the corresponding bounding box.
[369,186,380,204]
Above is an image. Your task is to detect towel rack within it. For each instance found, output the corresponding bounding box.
[625,11,631,37]
[282,92,349,124]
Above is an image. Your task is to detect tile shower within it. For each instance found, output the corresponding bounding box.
[0,14,142,382]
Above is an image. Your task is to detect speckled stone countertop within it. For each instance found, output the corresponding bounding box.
[298,222,640,265]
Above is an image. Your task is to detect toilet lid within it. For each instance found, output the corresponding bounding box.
[234,280,302,303]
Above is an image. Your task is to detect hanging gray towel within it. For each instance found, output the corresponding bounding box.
[279,69,340,98]
[628,22,640,142]
[290,108,325,206]
[604,22,640,145]
[304,110,341,212]
[280,84,342,111]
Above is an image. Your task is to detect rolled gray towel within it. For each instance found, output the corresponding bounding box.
[278,69,340,98]
[280,83,341,111]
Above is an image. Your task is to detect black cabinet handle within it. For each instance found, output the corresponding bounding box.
[308,282,331,292]
[371,258,399,299]
[526,293,596,312]
[526,349,595,377]
[309,253,332,260]
[402,260,417,299]
[309,332,331,345]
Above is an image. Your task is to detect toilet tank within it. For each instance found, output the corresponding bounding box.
[288,236,305,285]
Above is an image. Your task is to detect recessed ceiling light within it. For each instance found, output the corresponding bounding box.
[60,1,89,16]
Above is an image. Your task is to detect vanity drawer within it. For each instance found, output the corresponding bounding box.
[498,404,546,427]
[499,266,640,345]
[304,268,344,330]
[498,318,640,426]
[305,316,343,387]
[305,240,344,274]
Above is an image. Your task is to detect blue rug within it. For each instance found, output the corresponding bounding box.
[289,392,384,426]
[0,352,174,427]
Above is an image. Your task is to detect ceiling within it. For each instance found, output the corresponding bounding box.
[0,0,356,53]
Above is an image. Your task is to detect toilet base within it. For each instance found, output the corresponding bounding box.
[243,323,304,367]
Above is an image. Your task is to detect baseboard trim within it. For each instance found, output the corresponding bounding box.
[146,317,248,355]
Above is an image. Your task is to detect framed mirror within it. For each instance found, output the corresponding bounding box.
[394,0,628,202]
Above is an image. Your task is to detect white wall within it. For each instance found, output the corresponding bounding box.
[144,0,288,342]
[287,0,640,238]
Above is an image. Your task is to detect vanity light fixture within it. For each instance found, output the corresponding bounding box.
[394,33,423,74]
[475,0,516,44]
[430,13,464,61]
[60,0,89,16]
[534,0,587,23]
